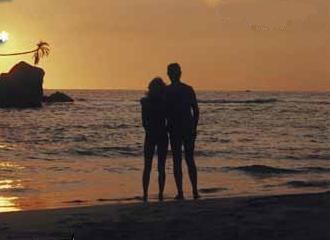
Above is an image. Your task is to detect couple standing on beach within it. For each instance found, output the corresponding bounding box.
[141,63,200,202]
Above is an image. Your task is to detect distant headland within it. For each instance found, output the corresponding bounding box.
[0,61,73,108]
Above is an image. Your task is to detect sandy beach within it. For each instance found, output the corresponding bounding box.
[0,191,329,240]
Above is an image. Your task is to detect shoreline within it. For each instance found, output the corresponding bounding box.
[0,191,329,240]
[2,187,326,214]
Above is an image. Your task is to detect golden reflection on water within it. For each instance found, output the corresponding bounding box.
[0,180,22,212]
[0,143,11,149]
[0,180,15,190]
[0,162,25,169]
[0,161,24,212]
[0,179,23,190]
[0,196,20,212]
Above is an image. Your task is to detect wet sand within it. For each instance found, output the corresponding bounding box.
[0,191,329,240]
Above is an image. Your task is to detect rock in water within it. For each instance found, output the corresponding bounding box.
[43,91,74,103]
[0,62,44,108]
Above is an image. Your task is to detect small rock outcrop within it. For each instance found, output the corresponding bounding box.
[0,61,44,108]
[43,91,74,103]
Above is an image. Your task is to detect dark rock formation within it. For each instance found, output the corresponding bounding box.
[0,61,44,108]
[43,91,74,103]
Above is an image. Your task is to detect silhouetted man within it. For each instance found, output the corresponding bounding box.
[165,63,200,199]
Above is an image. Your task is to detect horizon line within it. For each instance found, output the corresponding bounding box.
[44,88,330,93]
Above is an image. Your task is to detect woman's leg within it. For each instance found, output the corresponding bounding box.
[157,135,169,201]
[143,135,155,202]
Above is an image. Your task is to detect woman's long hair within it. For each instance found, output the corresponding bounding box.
[146,77,166,99]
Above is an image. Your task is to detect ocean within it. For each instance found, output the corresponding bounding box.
[0,90,329,212]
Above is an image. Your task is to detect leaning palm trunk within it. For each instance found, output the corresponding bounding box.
[0,41,50,65]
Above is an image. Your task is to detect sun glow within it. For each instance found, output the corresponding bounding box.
[0,31,9,43]
[203,0,222,7]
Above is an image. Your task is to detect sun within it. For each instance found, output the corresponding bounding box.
[0,31,9,43]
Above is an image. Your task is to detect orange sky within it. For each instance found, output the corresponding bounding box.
[0,0,329,90]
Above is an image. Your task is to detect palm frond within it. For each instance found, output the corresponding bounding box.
[33,41,50,65]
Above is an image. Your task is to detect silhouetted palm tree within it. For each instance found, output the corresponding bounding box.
[0,41,50,65]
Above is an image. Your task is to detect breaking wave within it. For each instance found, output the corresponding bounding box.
[224,165,300,176]
[225,165,330,177]
[285,180,330,189]
[198,98,278,104]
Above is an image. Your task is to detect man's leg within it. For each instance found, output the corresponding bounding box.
[184,134,199,198]
[157,135,169,201]
[170,133,183,199]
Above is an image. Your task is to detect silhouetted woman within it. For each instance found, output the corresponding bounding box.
[141,77,168,202]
